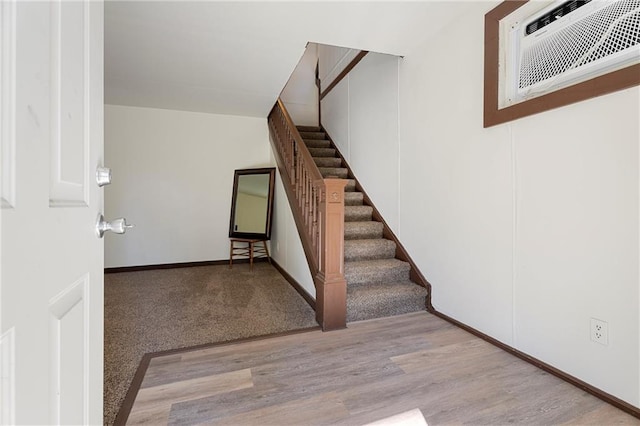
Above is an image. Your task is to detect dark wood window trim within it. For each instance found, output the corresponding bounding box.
[484,0,640,128]
[319,50,369,101]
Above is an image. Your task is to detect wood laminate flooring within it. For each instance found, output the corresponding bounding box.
[125,312,639,425]
[105,263,318,425]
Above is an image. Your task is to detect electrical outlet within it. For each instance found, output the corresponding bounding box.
[590,318,608,346]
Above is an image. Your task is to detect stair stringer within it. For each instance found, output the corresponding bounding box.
[321,127,434,312]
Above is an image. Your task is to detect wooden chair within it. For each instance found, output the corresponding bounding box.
[229,238,271,270]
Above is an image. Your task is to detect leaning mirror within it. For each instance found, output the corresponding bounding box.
[229,168,276,240]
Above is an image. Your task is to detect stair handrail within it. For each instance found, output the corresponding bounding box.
[268,99,347,330]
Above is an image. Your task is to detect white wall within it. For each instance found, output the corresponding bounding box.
[104,104,272,267]
[281,44,319,127]
[317,44,360,93]
[321,52,401,231]
[105,104,316,302]
[320,2,640,407]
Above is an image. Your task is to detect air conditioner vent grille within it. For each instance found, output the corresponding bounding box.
[580,11,640,64]
[519,0,640,90]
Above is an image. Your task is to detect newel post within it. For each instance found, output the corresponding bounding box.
[315,178,348,331]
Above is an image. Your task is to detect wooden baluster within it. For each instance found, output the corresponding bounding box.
[311,186,318,249]
[290,137,296,186]
[280,115,294,167]
[302,169,308,214]
[280,117,287,166]
[298,159,309,215]
[304,170,311,226]
[307,177,313,234]
[309,177,314,233]
[283,114,291,179]
[299,167,306,211]
[296,155,302,202]
[301,160,308,222]
[302,168,308,228]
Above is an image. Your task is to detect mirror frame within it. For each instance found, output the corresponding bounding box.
[228,167,276,240]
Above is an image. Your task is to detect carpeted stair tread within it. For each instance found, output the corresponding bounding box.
[304,139,332,148]
[344,192,364,206]
[345,239,397,261]
[314,157,342,168]
[319,167,348,179]
[345,205,373,221]
[347,280,427,322]
[345,179,356,192]
[308,147,336,157]
[345,221,384,239]
[345,258,410,286]
[299,131,326,140]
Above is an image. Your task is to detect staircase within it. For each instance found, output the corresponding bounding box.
[297,125,428,322]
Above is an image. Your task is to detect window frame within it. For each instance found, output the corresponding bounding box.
[483,0,640,128]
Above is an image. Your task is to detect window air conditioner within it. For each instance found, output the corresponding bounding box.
[505,0,640,105]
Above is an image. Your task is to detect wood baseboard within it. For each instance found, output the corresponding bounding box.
[271,259,316,310]
[104,258,269,274]
[429,309,640,419]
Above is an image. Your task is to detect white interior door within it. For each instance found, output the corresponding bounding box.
[1,1,104,424]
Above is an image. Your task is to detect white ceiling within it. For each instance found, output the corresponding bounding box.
[105,1,472,118]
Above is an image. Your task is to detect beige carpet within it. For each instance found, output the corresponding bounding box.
[104,262,318,426]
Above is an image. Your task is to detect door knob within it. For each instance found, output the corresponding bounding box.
[96,167,112,187]
[96,214,134,238]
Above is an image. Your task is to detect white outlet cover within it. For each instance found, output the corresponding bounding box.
[590,318,609,346]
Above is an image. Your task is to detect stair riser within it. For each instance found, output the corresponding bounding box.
[319,168,348,179]
[304,140,332,149]
[345,207,373,222]
[345,263,410,286]
[314,158,342,168]
[299,132,326,140]
[308,147,336,157]
[347,291,426,322]
[344,242,396,261]
[344,223,383,239]
[344,192,364,206]
[296,126,322,133]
